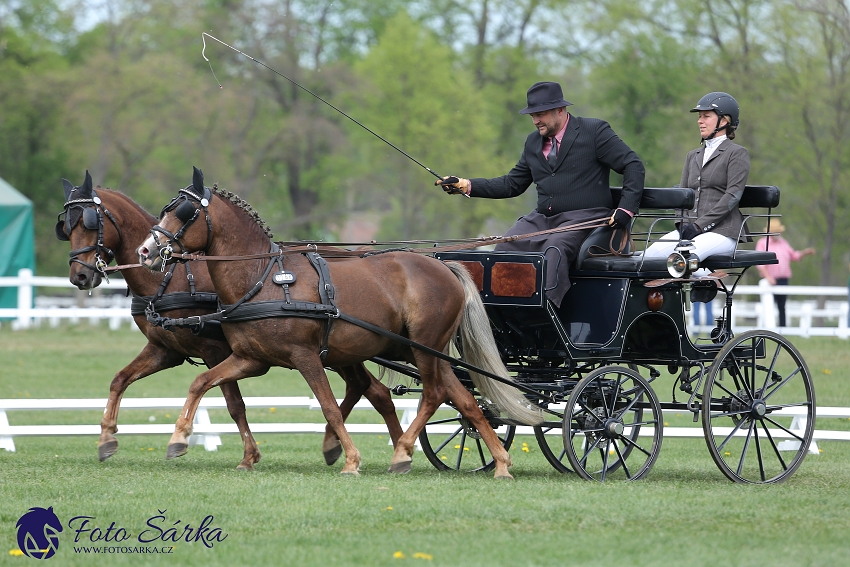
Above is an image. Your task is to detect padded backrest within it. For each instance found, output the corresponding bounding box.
[610,187,695,210]
[739,185,780,208]
[611,185,779,210]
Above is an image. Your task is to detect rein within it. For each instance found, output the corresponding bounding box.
[168,216,614,263]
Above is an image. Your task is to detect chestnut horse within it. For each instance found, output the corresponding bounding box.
[136,167,542,478]
[57,171,402,469]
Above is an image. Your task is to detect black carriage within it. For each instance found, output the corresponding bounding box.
[401,185,815,483]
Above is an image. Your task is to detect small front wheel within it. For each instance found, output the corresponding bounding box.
[564,366,663,481]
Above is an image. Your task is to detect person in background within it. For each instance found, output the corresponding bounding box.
[755,219,815,327]
[692,298,713,331]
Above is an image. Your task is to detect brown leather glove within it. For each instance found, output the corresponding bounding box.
[436,176,471,196]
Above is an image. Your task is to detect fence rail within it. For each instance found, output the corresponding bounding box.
[1,397,847,456]
[1,269,848,336]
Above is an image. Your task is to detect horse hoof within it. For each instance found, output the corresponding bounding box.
[340,469,361,476]
[166,443,188,460]
[494,472,515,480]
[236,463,254,471]
[98,440,119,462]
[323,444,343,466]
[388,461,412,474]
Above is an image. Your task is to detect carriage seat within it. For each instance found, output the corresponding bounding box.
[573,185,780,276]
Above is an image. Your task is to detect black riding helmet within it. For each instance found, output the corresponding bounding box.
[691,92,739,140]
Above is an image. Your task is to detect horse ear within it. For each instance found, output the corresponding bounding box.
[62,179,74,201]
[79,170,93,198]
[192,166,204,194]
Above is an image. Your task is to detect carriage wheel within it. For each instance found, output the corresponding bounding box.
[536,364,646,474]
[702,330,815,484]
[418,402,515,473]
[563,366,663,481]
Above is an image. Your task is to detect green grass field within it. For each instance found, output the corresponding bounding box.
[1,324,850,566]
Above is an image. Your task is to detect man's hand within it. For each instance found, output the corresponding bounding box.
[608,209,631,229]
[436,176,471,196]
[679,223,701,240]
[802,247,816,257]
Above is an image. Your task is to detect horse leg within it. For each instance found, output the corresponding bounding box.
[167,355,269,460]
[218,381,261,471]
[441,369,513,479]
[99,342,185,462]
[323,365,403,466]
[388,361,446,473]
[321,366,367,465]
[295,354,361,475]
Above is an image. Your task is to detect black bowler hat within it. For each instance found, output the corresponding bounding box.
[519,81,572,114]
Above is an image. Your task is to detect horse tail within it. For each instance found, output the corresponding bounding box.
[444,261,544,426]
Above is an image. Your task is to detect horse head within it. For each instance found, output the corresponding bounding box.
[55,171,121,289]
[137,166,273,272]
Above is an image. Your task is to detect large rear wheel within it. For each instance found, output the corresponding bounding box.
[702,330,815,483]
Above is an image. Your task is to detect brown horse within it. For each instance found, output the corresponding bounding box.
[136,167,542,478]
[57,171,402,469]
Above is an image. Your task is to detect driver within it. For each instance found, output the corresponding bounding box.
[438,81,645,307]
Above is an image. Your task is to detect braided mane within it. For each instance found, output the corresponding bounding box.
[211,184,274,239]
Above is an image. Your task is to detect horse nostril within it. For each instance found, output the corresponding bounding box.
[76,273,88,284]
[138,246,149,259]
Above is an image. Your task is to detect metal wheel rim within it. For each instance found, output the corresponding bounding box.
[701,330,815,484]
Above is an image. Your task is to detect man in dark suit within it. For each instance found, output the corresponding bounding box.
[439,81,645,306]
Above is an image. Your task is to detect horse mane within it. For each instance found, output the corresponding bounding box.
[211,184,274,239]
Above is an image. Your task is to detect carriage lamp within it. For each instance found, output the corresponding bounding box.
[666,242,699,279]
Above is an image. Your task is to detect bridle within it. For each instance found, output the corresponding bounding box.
[55,187,122,283]
[148,184,213,271]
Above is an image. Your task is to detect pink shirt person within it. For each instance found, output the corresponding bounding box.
[755,220,815,284]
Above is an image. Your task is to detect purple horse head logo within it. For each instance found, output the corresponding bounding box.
[16,507,63,559]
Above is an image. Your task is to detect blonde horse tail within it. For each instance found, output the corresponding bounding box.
[445,261,544,426]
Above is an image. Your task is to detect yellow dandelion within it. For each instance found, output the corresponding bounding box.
[522,442,528,447]
[165,413,171,418]
[454,445,460,449]
[384,506,393,511]
[724,451,731,457]
[463,447,469,452]
[413,552,434,560]
[9,549,24,556]
[522,447,529,453]
[819,448,823,453]
[148,447,154,451]
[270,407,277,413]
[393,551,406,559]
[822,369,832,375]
[664,422,669,426]
[440,455,447,460]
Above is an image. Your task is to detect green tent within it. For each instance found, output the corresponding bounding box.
[0,176,36,313]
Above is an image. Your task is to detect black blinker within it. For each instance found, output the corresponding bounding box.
[82,207,99,230]
[55,221,70,241]
[175,200,197,222]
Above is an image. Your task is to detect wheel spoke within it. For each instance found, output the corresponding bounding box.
[455,429,468,470]
[614,441,632,479]
[762,366,804,402]
[759,420,788,471]
[759,340,783,393]
[578,435,604,468]
[735,419,756,477]
[618,434,653,457]
[475,438,487,467]
[754,422,766,482]
[425,416,464,426]
[432,426,462,454]
[707,376,752,407]
[715,417,749,453]
[763,415,808,443]
[595,376,611,419]
[600,439,611,481]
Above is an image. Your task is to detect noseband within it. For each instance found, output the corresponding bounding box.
[149,185,213,271]
[55,189,121,283]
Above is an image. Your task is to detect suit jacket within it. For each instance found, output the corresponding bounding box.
[470,116,645,216]
[680,138,750,242]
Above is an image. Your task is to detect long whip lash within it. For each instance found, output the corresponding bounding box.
[201,32,462,191]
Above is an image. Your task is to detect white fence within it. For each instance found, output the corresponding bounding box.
[2,397,848,456]
[2,269,848,337]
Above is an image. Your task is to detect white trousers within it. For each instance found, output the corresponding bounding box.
[643,230,737,274]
